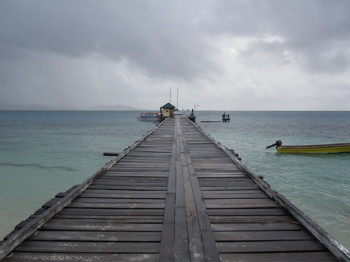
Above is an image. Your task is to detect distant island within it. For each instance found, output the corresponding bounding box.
[88,104,139,111]
[0,103,140,111]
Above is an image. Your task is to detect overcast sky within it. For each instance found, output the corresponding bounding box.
[1,0,350,110]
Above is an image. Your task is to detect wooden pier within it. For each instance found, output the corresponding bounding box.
[1,117,349,261]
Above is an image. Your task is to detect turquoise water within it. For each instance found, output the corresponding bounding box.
[197,111,350,250]
[0,111,349,251]
[0,111,155,239]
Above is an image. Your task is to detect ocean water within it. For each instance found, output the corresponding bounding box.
[0,111,349,251]
[0,111,155,239]
[197,111,350,250]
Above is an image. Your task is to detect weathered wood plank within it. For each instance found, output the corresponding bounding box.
[220,252,337,262]
[214,231,314,241]
[217,240,327,253]
[28,231,161,242]
[203,193,268,199]
[88,185,167,191]
[41,222,163,232]
[205,199,280,209]
[103,171,168,177]
[159,224,175,262]
[209,215,295,223]
[56,215,162,222]
[3,253,159,262]
[59,208,164,216]
[182,158,205,261]
[55,216,163,223]
[79,191,166,199]
[68,202,165,209]
[200,186,260,191]
[73,198,165,204]
[207,208,288,216]
[16,241,159,253]
[210,222,303,232]
[91,182,168,187]
[174,207,190,261]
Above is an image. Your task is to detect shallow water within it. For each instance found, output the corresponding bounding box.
[0,111,155,238]
[197,111,350,249]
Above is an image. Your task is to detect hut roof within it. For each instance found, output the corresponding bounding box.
[161,102,176,109]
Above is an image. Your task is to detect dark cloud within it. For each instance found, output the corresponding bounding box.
[0,1,219,81]
[0,0,350,110]
[202,0,350,73]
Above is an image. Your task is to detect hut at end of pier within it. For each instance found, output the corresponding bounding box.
[160,102,176,118]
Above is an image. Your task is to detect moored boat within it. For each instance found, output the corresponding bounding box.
[137,112,160,122]
[266,140,350,154]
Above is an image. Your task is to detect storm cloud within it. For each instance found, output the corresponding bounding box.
[1,0,350,110]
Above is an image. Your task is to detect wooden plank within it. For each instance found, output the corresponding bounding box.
[79,191,166,199]
[197,173,246,178]
[59,208,164,216]
[28,231,161,242]
[163,193,175,225]
[211,222,303,232]
[214,231,314,241]
[103,172,168,177]
[207,208,288,216]
[201,231,221,262]
[41,222,163,232]
[209,215,296,223]
[73,198,165,204]
[199,181,257,187]
[200,186,260,191]
[88,185,167,191]
[91,182,168,187]
[159,137,176,261]
[203,193,268,199]
[188,163,220,261]
[205,199,280,209]
[217,240,327,253]
[56,215,162,222]
[220,252,337,262]
[203,189,262,194]
[182,158,205,261]
[82,189,167,194]
[2,253,159,262]
[159,224,175,262]
[16,241,159,253]
[68,202,165,209]
[167,142,176,194]
[199,177,254,182]
[52,216,162,223]
[175,160,185,208]
[174,207,190,261]
[95,176,169,181]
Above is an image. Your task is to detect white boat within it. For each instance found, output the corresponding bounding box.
[137,112,160,122]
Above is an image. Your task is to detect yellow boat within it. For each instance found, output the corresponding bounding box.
[266,140,350,154]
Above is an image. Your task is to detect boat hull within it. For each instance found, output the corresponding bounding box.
[277,143,350,154]
[137,112,160,122]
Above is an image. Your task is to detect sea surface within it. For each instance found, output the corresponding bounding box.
[0,110,349,251]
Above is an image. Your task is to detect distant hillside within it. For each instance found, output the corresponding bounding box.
[88,104,139,110]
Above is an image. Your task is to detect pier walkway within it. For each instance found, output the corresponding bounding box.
[1,117,349,261]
